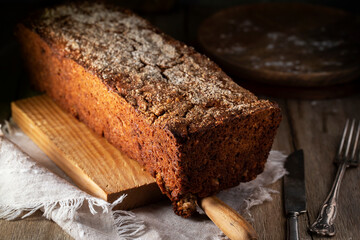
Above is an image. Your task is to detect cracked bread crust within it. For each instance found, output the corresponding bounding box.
[24,2,273,135]
[17,2,282,217]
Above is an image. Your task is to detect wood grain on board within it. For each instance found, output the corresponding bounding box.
[11,94,163,210]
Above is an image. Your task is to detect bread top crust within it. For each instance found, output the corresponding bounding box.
[24,2,276,136]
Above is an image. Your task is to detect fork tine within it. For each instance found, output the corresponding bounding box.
[338,119,349,157]
[344,119,356,159]
[338,119,350,157]
[350,120,360,163]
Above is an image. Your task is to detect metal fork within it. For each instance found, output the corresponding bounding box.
[309,119,360,237]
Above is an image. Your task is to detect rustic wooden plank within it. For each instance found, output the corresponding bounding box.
[283,99,313,240]
[11,95,163,210]
[286,94,360,240]
[249,98,312,240]
[0,211,72,240]
[2,98,71,240]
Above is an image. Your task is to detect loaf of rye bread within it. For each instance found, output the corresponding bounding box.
[16,2,281,217]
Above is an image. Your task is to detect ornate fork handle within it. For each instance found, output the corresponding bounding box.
[309,162,347,236]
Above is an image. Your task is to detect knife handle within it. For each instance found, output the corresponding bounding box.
[287,212,299,240]
[200,196,258,240]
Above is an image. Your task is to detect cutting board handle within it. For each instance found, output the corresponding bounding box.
[200,196,258,240]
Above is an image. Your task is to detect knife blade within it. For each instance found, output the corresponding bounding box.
[284,149,306,240]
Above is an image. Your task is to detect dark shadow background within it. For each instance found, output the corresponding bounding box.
[0,0,359,118]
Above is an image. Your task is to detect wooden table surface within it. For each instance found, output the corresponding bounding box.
[1,95,359,239]
[1,1,359,239]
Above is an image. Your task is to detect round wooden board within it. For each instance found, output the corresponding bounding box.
[198,3,360,88]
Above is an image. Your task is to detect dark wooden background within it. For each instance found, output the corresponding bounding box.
[1,0,360,108]
[1,0,359,239]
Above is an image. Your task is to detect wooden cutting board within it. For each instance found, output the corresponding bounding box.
[11,94,259,239]
[11,94,164,210]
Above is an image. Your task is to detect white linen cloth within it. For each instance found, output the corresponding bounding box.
[0,121,287,239]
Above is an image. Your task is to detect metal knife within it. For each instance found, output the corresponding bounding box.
[284,149,307,240]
